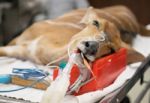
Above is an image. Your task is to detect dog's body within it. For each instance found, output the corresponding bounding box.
[0,5,149,65]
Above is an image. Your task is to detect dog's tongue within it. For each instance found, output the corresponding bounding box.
[81,53,95,78]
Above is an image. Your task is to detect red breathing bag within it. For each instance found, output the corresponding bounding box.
[53,48,127,95]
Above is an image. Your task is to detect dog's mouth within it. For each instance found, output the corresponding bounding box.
[82,53,95,62]
[77,42,115,63]
[77,49,93,62]
[77,41,99,62]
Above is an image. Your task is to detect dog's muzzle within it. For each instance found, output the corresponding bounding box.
[78,41,99,61]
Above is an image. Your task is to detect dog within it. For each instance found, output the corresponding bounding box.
[0,5,149,67]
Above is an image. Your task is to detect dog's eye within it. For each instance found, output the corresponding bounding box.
[93,20,100,28]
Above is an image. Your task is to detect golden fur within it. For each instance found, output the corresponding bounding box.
[0,5,149,65]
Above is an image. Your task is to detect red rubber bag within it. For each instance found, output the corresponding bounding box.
[53,48,127,95]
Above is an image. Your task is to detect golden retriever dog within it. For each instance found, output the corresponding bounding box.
[0,5,149,67]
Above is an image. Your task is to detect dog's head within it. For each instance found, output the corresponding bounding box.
[71,7,144,64]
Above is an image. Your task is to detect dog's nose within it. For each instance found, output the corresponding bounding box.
[82,41,99,55]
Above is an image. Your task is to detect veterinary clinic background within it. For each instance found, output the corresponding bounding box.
[0,0,89,45]
[0,0,150,103]
[1,0,150,45]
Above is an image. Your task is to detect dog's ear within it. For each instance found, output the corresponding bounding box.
[104,21,145,64]
[127,49,145,64]
[121,42,145,64]
[80,7,108,30]
[80,7,101,27]
[80,7,97,24]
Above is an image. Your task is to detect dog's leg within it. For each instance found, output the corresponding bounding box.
[121,42,145,64]
[120,30,137,44]
[7,37,18,45]
[0,45,27,59]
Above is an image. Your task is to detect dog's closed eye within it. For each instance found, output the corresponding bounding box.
[92,20,100,28]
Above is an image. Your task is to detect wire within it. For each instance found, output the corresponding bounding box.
[45,55,67,67]
[45,31,106,68]
[46,65,60,69]
[0,31,106,93]
[0,75,47,93]
[0,69,49,93]
[94,31,106,42]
